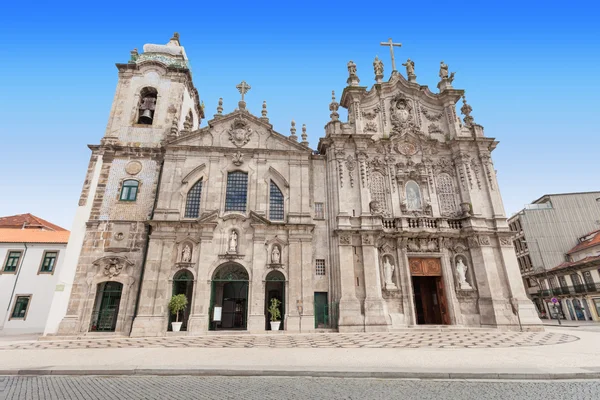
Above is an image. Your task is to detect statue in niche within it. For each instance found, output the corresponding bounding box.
[182,245,192,263]
[383,256,397,290]
[456,256,472,290]
[272,246,281,264]
[406,181,422,210]
[228,231,238,253]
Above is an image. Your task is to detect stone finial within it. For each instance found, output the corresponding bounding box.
[171,32,180,44]
[169,116,179,137]
[129,48,139,63]
[402,58,416,83]
[289,120,298,141]
[461,95,474,126]
[261,100,268,120]
[215,98,223,118]
[301,124,308,146]
[329,91,340,121]
[373,56,384,84]
[236,80,251,111]
[347,61,360,86]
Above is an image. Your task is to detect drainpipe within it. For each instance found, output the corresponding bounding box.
[2,243,28,330]
[133,159,164,320]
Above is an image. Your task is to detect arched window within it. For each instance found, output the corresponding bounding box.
[225,171,248,212]
[185,179,203,218]
[269,180,284,221]
[436,173,457,216]
[369,171,387,211]
[120,180,139,201]
[137,87,158,125]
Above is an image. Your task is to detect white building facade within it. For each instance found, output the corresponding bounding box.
[53,34,542,337]
[0,229,69,334]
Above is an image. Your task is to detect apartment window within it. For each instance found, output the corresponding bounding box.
[39,251,58,273]
[314,202,324,219]
[184,179,203,218]
[10,295,31,320]
[120,180,139,201]
[225,171,248,212]
[269,181,284,221]
[315,259,326,276]
[3,251,22,273]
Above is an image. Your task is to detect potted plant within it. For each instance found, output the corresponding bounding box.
[268,298,282,331]
[169,294,188,332]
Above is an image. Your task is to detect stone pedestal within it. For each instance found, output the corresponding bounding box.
[130,315,167,337]
[437,78,453,92]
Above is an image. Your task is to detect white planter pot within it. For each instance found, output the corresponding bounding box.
[172,322,183,332]
[270,321,281,331]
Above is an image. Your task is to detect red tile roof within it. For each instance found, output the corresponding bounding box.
[0,214,67,232]
[567,230,600,255]
[547,255,600,273]
[0,229,70,244]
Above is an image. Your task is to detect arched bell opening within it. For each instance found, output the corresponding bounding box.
[264,270,285,330]
[169,270,194,331]
[209,263,249,331]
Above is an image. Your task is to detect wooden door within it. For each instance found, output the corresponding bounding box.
[436,277,450,325]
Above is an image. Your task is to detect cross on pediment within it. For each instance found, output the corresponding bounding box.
[380,38,402,72]
[236,81,251,102]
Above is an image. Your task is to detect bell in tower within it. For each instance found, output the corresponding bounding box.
[137,88,157,125]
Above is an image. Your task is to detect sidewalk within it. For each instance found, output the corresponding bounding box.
[0,327,599,380]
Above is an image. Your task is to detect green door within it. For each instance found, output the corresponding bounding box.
[91,282,123,332]
[314,292,328,328]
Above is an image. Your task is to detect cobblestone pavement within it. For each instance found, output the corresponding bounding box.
[1,376,599,400]
[0,331,578,351]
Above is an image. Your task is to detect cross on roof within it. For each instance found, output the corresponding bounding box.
[236,81,251,102]
[380,38,402,72]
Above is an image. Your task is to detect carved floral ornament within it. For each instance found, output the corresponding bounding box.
[93,256,134,279]
[227,118,253,147]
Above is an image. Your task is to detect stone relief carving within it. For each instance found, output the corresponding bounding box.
[93,256,133,279]
[362,235,373,245]
[389,94,419,137]
[362,109,378,120]
[395,141,418,156]
[427,123,443,135]
[421,108,443,122]
[467,236,480,248]
[364,121,378,132]
[339,235,351,245]
[227,118,253,147]
[125,161,142,176]
[335,150,345,188]
[479,153,496,190]
[232,151,244,166]
[479,235,491,246]
[357,152,368,187]
[345,155,356,187]
[407,238,439,252]
[499,237,512,246]
[470,159,482,189]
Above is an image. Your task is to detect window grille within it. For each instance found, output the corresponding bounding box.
[316,259,326,276]
[436,173,457,216]
[225,171,248,212]
[369,172,386,211]
[185,179,203,218]
[314,202,324,219]
[269,181,284,221]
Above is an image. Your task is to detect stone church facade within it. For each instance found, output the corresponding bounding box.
[56,34,542,337]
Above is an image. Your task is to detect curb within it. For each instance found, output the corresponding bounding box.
[1,369,600,380]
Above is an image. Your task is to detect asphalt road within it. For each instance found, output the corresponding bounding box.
[1,376,600,400]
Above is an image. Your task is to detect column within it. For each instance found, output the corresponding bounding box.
[337,234,364,332]
[361,234,390,331]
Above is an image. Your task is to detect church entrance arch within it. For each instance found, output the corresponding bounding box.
[409,258,450,325]
[170,270,193,331]
[210,263,249,330]
[265,270,285,330]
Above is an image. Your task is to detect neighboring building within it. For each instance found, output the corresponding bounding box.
[508,192,600,315]
[528,230,600,321]
[52,34,541,337]
[0,214,69,334]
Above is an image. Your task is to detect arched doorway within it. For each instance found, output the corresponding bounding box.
[89,281,123,332]
[210,263,249,330]
[265,270,285,330]
[169,270,194,331]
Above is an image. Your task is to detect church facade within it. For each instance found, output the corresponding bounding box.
[55,34,542,337]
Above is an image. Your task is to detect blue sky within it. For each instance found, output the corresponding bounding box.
[1,1,599,229]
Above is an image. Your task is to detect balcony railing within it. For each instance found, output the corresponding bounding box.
[535,284,599,297]
[382,217,463,232]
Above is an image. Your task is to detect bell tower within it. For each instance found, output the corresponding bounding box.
[52,33,204,336]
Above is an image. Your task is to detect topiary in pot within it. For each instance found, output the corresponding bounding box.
[268,298,282,331]
[169,294,188,332]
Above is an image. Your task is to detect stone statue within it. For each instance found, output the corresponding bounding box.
[402,59,415,76]
[456,257,472,290]
[228,231,238,253]
[347,60,357,76]
[347,61,360,86]
[383,257,397,290]
[373,56,384,77]
[272,246,281,264]
[182,245,192,263]
[439,61,449,79]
